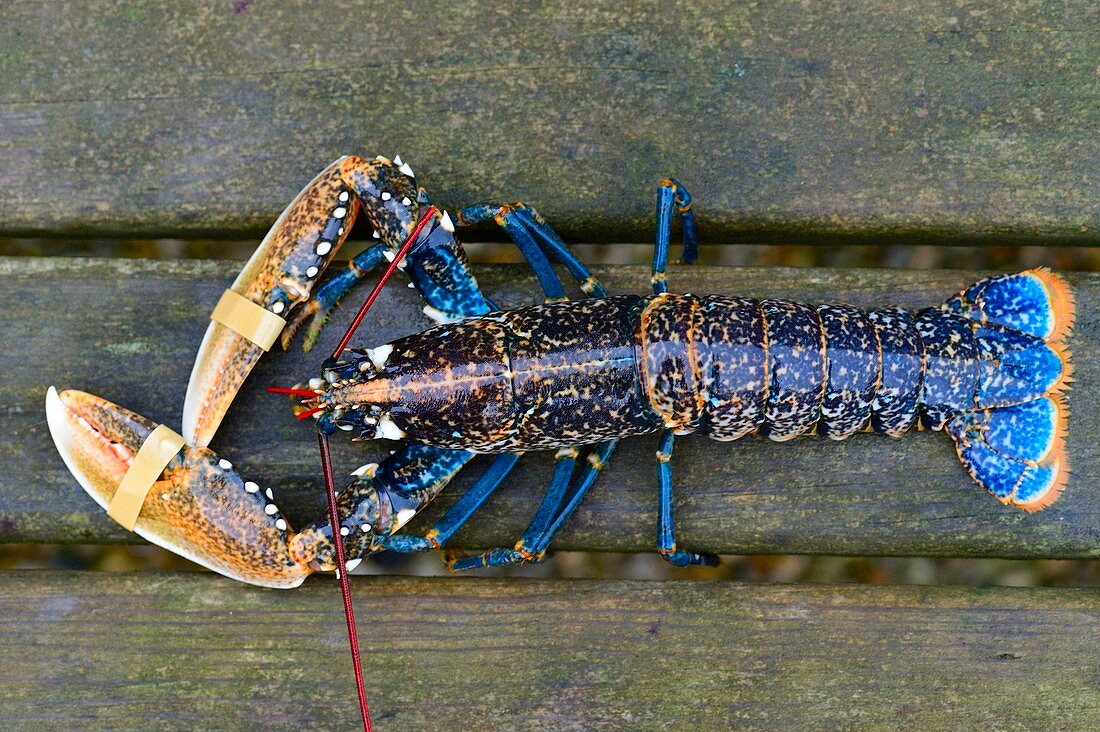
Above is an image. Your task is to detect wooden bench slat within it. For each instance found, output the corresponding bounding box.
[4,256,1098,558]
[3,570,1099,729]
[0,1,1096,242]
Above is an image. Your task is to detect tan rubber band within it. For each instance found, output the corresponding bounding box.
[107,425,186,531]
[210,289,287,352]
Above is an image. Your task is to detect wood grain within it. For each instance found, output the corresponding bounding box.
[2,570,1099,730]
[4,256,1097,559]
[0,1,1096,243]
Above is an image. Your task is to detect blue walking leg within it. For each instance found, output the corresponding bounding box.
[446,447,580,570]
[458,203,610,298]
[652,178,698,295]
[456,203,567,302]
[528,440,617,551]
[447,441,617,571]
[656,430,720,567]
[383,452,521,553]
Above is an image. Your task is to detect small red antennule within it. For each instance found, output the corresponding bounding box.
[266,386,321,398]
[295,405,326,421]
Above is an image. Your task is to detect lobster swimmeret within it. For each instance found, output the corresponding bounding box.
[45,156,1074,589]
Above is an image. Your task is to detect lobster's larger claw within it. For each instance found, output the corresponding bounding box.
[46,387,313,589]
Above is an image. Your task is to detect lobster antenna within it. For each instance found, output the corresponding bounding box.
[316,204,437,732]
[331,206,438,359]
[318,429,372,732]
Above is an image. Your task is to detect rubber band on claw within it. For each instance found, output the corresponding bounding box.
[210,289,287,352]
[107,424,186,530]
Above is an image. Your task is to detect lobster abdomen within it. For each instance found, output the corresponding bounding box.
[649,293,918,442]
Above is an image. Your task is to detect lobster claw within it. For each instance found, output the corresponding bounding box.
[46,387,313,588]
[183,158,361,447]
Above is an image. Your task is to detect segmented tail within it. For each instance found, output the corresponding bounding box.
[942,269,1074,511]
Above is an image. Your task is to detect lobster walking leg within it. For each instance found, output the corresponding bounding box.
[282,242,390,351]
[458,203,567,302]
[652,177,699,294]
[457,202,611,298]
[454,447,582,568]
[448,441,618,570]
[656,430,720,567]
[650,178,719,566]
[382,453,521,553]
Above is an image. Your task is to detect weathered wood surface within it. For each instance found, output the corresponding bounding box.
[0,1,1096,243]
[2,571,1098,730]
[4,256,1097,558]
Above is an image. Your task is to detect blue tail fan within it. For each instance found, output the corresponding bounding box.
[973,323,1066,408]
[947,397,1068,511]
[943,267,1075,341]
[940,269,1073,511]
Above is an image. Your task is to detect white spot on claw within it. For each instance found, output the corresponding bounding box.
[383,250,395,262]
[333,207,347,218]
[276,518,287,531]
[265,488,273,500]
[161,493,170,500]
[394,154,404,166]
[381,192,392,201]
[271,301,285,314]
[398,162,414,177]
[360,523,372,533]
[401,196,411,206]
[245,481,259,493]
[264,504,278,515]
[338,191,349,203]
[395,508,417,529]
[219,459,232,470]
[316,240,332,256]
[340,526,350,536]
[372,230,381,239]
[306,266,319,278]
[346,558,362,571]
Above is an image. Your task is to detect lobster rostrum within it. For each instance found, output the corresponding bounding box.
[47,159,1075,590]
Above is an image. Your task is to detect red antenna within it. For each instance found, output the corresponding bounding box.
[316,205,437,732]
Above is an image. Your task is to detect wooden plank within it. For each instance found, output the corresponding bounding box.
[0,1,1096,243]
[2,570,1099,730]
[4,256,1098,559]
